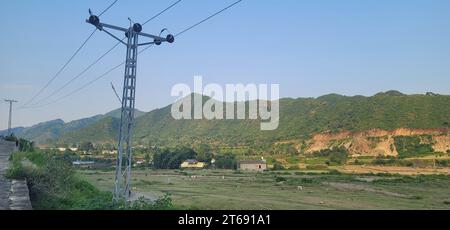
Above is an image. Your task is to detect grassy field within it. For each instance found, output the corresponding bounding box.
[79,169,450,210]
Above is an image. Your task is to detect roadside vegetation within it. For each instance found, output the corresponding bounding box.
[6,149,174,210]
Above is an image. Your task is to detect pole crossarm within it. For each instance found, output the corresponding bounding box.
[86,16,174,47]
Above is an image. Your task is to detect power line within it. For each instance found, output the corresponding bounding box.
[26,40,123,108]
[20,28,97,108]
[20,0,120,108]
[22,0,243,109]
[24,45,154,109]
[23,1,181,109]
[175,0,243,37]
[142,0,183,26]
[99,0,119,17]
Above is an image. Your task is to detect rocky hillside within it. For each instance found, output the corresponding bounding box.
[299,128,450,157]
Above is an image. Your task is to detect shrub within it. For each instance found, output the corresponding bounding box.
[329,150,348,165]
[289,165,300,170]
[312,148,348,165]
[275,176,287,183]
[436,160,450,167]
[153,147,197,169]
[353,159,364,165]
[126,194,174,210]
[394,135,434,158]
[7,150,177,210]
[18,139,34,152]
[272,162,285,171]
[215,153,237,169]
[297,178,318,184]
[306,165,329,170]
[328,169,342,175]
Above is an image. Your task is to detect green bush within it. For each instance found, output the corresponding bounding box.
[329,150,348,165]
[215,153,237,170]
[394,135,434,158]
[306,164,329,170]
[372,156,397,166]
[289,165,300,170]
[436,160,450,167]
[126,194,174,210]
[272,162,285,170]
[312,148,348,165]
[153,147,197,169]
[328,169,342,175]
[18,139,34,152]
[275,176,287,183]
[286,177,320,185]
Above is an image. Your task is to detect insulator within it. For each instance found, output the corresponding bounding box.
[133,23,142,33]
[89,15,100,26]
[154,39,162,45]
[166,34,175,43]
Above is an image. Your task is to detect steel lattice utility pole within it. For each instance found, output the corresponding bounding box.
[86,12,174,202]
[4,99,18,136]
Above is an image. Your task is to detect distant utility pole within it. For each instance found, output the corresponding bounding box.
[86,11,174,202]
[4,99,18,136]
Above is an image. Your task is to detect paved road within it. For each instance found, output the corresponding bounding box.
[0,140,15,210]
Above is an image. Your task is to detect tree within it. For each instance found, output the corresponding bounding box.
[80,142,95,152]
[215,153,237,169]
[273,161,285,170]
[196,144,213,163]
[144,153,151,167]
[152,147,197,169]
[328,149,348,165]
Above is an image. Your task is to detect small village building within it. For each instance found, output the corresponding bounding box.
[72,160,95,168]
[238,160,267,171]
[102,150,116,155]
[181,159,206,169]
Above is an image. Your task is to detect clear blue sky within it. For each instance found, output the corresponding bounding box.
[1,0,450,130]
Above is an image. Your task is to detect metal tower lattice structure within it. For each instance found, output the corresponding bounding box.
[86,12,174,201]
[4,99,18,136]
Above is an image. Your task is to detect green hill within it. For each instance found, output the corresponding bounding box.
[1,109,145,145]
[55,92,450,148]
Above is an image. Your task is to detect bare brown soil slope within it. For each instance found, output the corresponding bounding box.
[304,128,450,157]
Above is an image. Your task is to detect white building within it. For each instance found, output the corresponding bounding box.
[238,160,267,171]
